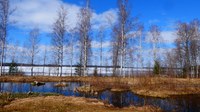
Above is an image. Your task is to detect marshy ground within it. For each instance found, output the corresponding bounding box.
[1,76,199,98]
[0,76,199,112]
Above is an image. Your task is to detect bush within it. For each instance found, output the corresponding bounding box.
[153,60,160,75]
[93,67,98,77]
[9,61,19,75]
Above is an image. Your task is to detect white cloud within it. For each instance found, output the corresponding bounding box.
[145,31,177,43]
[161,31,177,43]
[10,0,117,32]
[92,9,118,30]
[91,40,111,49]
[10,0,61,32]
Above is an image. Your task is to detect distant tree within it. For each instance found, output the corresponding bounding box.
[42,47,47,76]
[18,43,27,71]
[175,19,200,78]
[190,19,200,78]
[0,0,13,76]
[51,6,67,77]
[7,40,19,63]
[136,24,144,75]
[149,25,161,61]
[97,26,105,76]
[176,22,191,77]
[93,66,98,77]
[27,28,40,76]
[174,38,185,77]
[112,0,140,77]
[74,63,83,76]
[111,25,120,76]
[149,25,162,75]
[9,60,18,75]
[153,60,161,75]
[78,0,92,76]
[105,57,109,76]
[118,0,130,77]
[165,50,177,77]
[68,28,78,76]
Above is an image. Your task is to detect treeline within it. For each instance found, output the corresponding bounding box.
[0,0,199,78]
[165,20,200,78]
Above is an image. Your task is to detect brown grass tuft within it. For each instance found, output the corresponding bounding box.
[1,96,161,112]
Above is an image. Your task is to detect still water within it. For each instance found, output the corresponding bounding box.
[0,82,199,112]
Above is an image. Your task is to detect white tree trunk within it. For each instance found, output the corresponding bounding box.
[83,38,87,76]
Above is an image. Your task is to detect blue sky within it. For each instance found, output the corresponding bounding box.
[7,0,200,65]
[64,0,200,30]
[9,0,200,44]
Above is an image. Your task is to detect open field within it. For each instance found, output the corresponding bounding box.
[0,76,200,98]
[0,93,161,112]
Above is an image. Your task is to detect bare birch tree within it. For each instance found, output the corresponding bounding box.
[51,6,67,77]
[175,19,200,78]
[78,0,92,76]
[165,50,177,77]
[112,25,120,76]
[118,0,128,77]
[137,25,144,67]
[69,28,78,76]
[135,25,144,75]
[42,47,47,76]
[190,19,200,78]
[28,28,40,76]
[149,25,161,61]
[98,26,105,76]
[149,25,162,75]
[0,0,10,75]
[7,40,19,63]
[112,0,139,77]
[176,22,194,77]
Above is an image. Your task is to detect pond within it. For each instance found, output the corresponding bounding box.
[0,82,199,112]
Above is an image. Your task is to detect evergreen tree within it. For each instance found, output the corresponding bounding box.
[9,61,18,75]
[153,60,160,75]
[93,66,98,77]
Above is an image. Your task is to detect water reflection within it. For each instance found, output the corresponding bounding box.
[0,82,199,112]
[100,90,132,107]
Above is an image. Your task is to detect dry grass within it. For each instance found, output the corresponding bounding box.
[131,76,200,98]
[54,82,68,87]
[0,92,60,108]
[75,85,106,96]
[0,76,200,98]
[89,77,131,92]
[0,96,161,112]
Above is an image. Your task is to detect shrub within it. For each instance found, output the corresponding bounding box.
[9,61,19,75]
[8,61,24,76]
[93,67,98,77]
[153,60,160,75]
